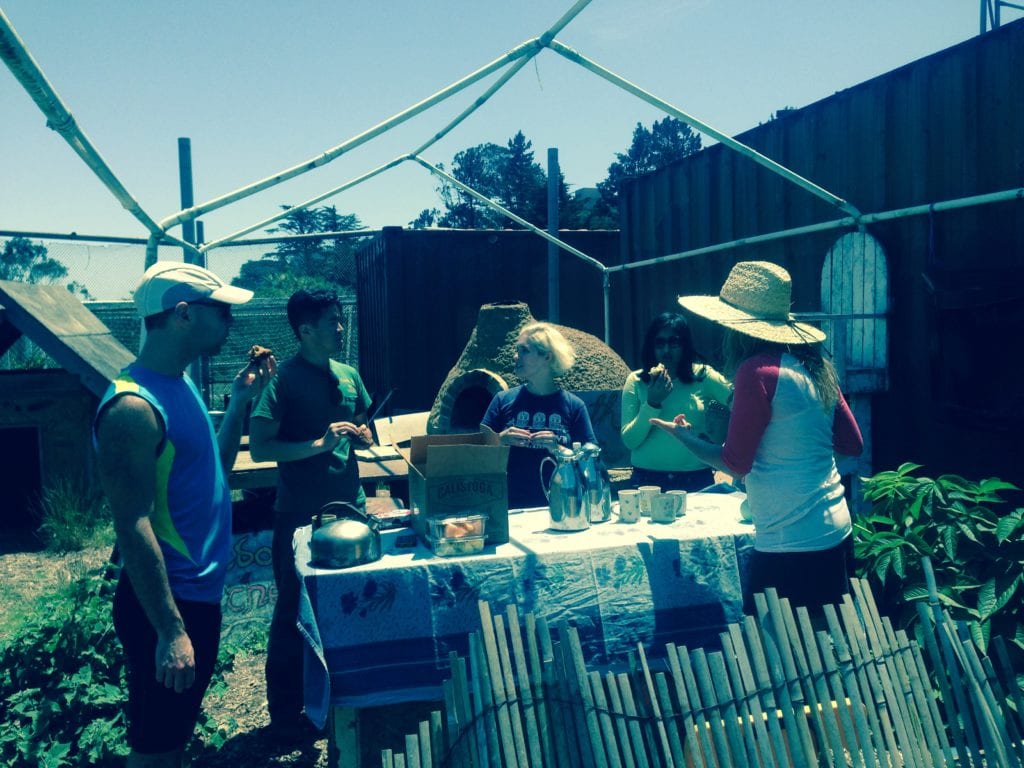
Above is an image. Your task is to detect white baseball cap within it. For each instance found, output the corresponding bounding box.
[134,261,253,318]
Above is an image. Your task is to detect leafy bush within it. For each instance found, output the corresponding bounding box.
[0,568,237,767]
[854,462,1024,653]
[34,478,113,554]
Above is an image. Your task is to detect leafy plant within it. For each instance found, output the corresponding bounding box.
[854,462,1024,653]
[0,567,238,767]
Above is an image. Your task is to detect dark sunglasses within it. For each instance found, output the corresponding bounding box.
[189,300,232,317]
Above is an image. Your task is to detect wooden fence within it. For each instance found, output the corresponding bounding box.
[615,20,1024,489]
[378,579,1023,767]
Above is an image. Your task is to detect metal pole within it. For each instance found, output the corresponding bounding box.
[547,148,560,322]
[177,138,207,403]
[178,138,197,263]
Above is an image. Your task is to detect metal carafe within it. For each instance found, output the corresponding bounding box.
[540,445,589,531]
[579,442,612,523]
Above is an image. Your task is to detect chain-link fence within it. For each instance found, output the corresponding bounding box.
[0,233,362,405]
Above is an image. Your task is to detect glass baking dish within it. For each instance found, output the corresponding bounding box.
[428,514,488,557]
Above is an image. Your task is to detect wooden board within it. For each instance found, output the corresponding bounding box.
[0,280,134,396]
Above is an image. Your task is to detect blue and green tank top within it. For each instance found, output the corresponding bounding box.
[95,363,231,604]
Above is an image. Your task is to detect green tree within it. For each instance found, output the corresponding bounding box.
[415,131,585,230]
[591,116,702,228]
[0,237,91,369]
[234,205,367,296]
[0,237,91,298]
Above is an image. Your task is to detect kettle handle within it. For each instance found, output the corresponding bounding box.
[317,501,379,532]
[539,455,557,501]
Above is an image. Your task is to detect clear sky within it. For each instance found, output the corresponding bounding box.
[0,1,1002,244]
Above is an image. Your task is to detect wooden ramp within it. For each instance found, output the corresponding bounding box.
[377,579,1024,768]
[0,280,133,395]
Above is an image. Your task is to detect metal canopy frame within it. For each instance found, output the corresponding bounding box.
[3,3,1023,344]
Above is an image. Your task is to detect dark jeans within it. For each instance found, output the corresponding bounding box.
[743,536,854,616]
[630,466,716,493]
[266,521,304,724]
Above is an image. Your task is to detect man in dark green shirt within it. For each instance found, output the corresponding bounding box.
[249,288,372,739]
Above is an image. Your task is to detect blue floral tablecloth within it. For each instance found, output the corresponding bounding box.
[296,492,753,727]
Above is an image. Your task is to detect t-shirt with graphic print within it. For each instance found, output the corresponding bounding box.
[481,385,597,509]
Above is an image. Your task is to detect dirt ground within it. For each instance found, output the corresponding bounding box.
[0,538,430,767]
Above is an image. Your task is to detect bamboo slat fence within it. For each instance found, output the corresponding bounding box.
[377,578,1024,768]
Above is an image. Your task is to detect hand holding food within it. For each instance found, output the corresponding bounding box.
[647,363,673,408]
[248,344,274,365]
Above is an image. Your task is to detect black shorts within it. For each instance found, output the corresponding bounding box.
[743,536,854,616]
[113,576,222,754]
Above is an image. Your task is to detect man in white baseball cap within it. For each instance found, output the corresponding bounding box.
[95,261,274,766]
[133,260,254,318]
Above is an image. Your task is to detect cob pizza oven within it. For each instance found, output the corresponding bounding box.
[428,302,631,465]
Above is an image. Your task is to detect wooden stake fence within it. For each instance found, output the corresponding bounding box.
[378,577,1024,767]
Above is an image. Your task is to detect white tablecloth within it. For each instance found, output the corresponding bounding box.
[296,492,754,727]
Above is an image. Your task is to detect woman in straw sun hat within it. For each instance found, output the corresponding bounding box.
[651,261,864,614]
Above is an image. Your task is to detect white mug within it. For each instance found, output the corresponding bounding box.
[617,490,641,523]
[666,489,687,517]
[638,485,661,516]
[650,493,677,523]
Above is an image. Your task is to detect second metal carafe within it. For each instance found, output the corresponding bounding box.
[579,442,612,523]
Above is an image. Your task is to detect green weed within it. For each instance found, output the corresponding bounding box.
[34,478,114,554]
[0,567,238,766]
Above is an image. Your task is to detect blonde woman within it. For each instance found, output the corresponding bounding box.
[651,262,863,614]
[482,322,597,509]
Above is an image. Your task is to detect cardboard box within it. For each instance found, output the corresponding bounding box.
[399,432,510,546]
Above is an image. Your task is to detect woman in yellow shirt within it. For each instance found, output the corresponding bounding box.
[620,312,732,492]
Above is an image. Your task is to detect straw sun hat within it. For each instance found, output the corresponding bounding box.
[677,261,826,345]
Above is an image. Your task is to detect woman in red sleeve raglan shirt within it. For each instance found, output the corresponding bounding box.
[651,261,863,615]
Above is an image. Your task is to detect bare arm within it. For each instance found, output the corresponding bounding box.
[96,394,195,693]
[249,410,372,463]
[649,416,731,474]
[217,356,276,472]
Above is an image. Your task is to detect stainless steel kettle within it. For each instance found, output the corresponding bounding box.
[540,445,589,532]
[310,501,382,569]
[579,442,613,523]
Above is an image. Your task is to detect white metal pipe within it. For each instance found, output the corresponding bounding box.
[159,42,542,231]
[201,156,410,252]
[410,154,606,272]
[144,229,202,267]
[606,185,1024,274]
[204,40,543,252]
[186,0,594,242]
[0,10,164,236]
[410,41,541,156]
[210,229,374,248]
[602,270,611,346]
[545,38,863,220]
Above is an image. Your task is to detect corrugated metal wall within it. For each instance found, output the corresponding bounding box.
[356,227,618,414]
[616,20,1024,487]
